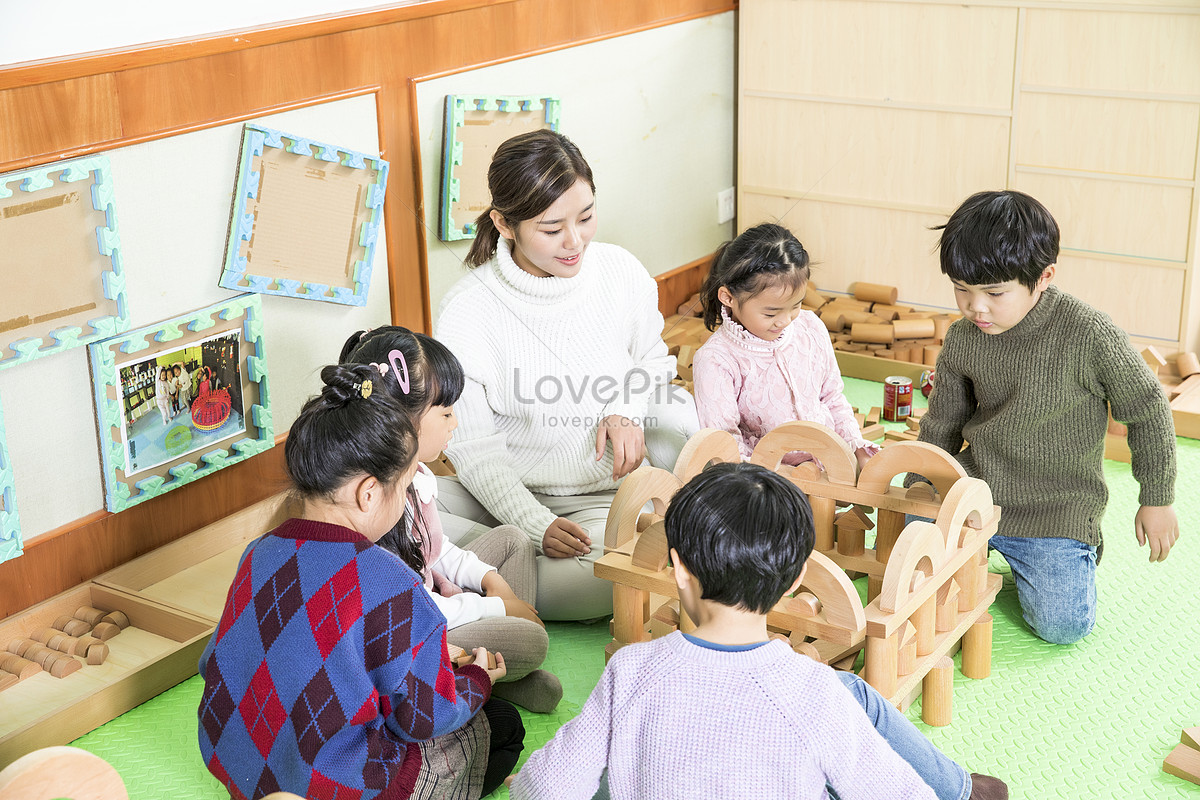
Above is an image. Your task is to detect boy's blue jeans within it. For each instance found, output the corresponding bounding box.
[829,672,971,800]
[988,534,1097,645]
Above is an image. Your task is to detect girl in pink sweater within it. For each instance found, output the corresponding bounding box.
[692,223,877,470]
[340,326,563,714]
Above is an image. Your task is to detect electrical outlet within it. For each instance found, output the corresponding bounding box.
[717,187,735,224]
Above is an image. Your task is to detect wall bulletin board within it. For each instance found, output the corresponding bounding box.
[0,94,392,550]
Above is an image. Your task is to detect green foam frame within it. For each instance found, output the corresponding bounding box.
[87,294,273,513]
[0,155,130,369]
[0,391,21,563]
[438,95,561,242]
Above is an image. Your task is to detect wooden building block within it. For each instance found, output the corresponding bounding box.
[62,619,92,638]
[892,318,936,340]
[896,621,918,676]
[0,673,17,692]
[52,616,75,631]
[91,622,120,641]
[73,607,106,626]
[932,316,952,341]
[961,612,993,679]
[631,520,670,572]
[935,580,961,632]
[48,635,81,656]
[811,495,837,552]
[0,654,40,681]
[789,592,821,617]
[85,643,109,666]
[866,407,881,425]
[921,656,954,727]
[872,304,914,321]
[650,601,679,639]
[49,657,82,679]
[850,282,898,305]
[864,630,899,698]
[874,349,896,360]
[1181,727,1200,751]
[1163,743,1200,786]
[860,423,885,441]
[1178,352,1200,379]
[850,322,895,344]
[923,345,942,366]
[1142,346,1167,376]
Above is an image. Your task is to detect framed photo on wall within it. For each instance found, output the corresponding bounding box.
[88,294,273,512]
[0,155,129,369]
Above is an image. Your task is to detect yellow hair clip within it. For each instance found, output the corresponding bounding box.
[361,379,373,399]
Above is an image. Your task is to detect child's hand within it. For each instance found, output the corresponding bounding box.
[543,517,591,558]
[476,647,507,684]
[595,415,646,479]
[1135,504,1179,562]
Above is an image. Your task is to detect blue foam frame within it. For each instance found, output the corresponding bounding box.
[87,294,273,512]
[218,123,389,307]
[0,392,21,563]
[438,95,561,242]
[0,155,130,369]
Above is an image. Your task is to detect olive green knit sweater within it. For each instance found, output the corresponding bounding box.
[914,286,1176,547]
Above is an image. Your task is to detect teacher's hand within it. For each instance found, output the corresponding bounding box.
[543,517,591,559]
[595,414,646,480]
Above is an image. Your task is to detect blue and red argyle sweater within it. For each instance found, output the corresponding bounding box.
[198,518,491,800]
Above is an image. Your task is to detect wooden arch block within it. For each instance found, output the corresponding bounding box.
[603,466,682,550]
[856,440,967,498]
[672,428,741,483]
[933,477,995,553]
[750,421,857,486]
[0,745,129,800]
[878,521,945,614]
[631,520,670,572]
[796,551,866,632]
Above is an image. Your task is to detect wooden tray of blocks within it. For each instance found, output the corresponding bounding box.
[0,583,211,764]
[0,493,290,764]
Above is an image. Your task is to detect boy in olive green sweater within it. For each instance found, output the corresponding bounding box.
[913,190,1179,645]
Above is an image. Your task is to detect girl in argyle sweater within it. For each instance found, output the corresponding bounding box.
[198,364,523,800]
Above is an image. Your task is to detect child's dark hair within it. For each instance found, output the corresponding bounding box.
[464,129,595,268]
[699,223,811,331]
[338,327,465,574]
[285,364,418,504]
[665,462,815,614]
[935,190,1059,292]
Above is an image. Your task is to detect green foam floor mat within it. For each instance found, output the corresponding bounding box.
[58,376,1200,799]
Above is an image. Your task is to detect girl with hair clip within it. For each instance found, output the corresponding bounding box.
[340,326,563,713]
[154,367,173,426]
[435,129,698,622]
[198,363,525,800]
[693,222,878,470]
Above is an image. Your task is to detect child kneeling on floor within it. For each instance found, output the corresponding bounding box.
[197,364,522,800]
[512,462,1006,800]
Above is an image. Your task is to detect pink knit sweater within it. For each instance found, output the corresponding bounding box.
[693,308,876,460]
[510,633,936,800]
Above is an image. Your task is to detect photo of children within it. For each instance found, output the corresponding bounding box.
[117,331,245,476]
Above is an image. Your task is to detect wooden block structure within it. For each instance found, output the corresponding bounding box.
[595,423,1003,715]
[1163,726,1200,786]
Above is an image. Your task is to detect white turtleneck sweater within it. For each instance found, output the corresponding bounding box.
[436,239,675,540]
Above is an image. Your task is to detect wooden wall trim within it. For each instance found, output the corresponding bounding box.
[656,253,715,318]
[0,0,520,91]
[0,0,735,620]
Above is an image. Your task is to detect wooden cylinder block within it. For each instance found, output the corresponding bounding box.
[932,316,952,340]
[790,592,822,617]
[850,322,895,344]
[6,639,30,656]
[820,312,845,332]
[63,619,92,637]
[894,311,933,320]
[864,632,899,698]
[74,607,107,626]
[825,297,873,313]
[954,557,981,612]
[897,634,917,676]
[26,645,57,669]
[921,656,954,727]
[836,526,866,556]
[49,656,83,678]
[838,310,884,326]
[961,612,993,679]
[936,596,959,633]
[874,349,896,360]
[892,318,936,340]
[86,642,110,665]
[804,283,827,307]
[91,622,121,642]
[851,281,898,305]
[1178,352,1200,379]
[32,628,57,645]
[923,345,942,366]
[874,509,905,564]
[793,641,822,661]
[51,635,81,656]
[913,596,936,657]
[53,615,76,630]
[611,586,650,645]
[811,496,836,552]
[46,634,68,652]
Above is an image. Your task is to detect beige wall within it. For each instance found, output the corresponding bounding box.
[739,0,1200,352]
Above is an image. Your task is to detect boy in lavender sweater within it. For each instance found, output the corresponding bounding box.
[512,462,1006,800]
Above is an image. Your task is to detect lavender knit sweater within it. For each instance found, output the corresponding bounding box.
[511,633,936,800]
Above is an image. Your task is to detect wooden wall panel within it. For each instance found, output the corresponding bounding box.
[1022,9,1200,95]
[741,0,1017,108]
[1013,171,1193,263]
[0,0,734,617]
[1054,254,1185,342]
[0,75,121,165]
[740,96,1009,209]
[740,192,955,310]
[1016,93,1200,181]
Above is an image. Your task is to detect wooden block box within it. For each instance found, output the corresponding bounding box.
[0,583,212,764]
[97,493,289,623]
